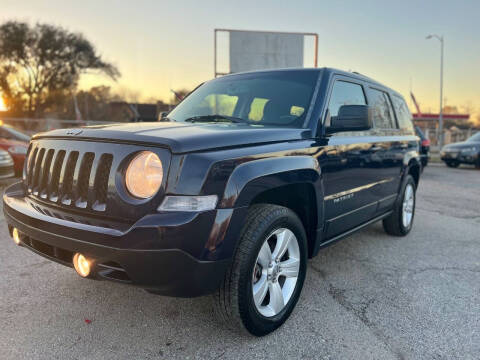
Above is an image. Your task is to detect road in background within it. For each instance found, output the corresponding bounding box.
[0,164,479,359]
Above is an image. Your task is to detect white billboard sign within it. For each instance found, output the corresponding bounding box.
[228,30,304,73]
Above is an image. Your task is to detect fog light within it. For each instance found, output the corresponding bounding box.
[12,228,21,245]
[73,253,92,278]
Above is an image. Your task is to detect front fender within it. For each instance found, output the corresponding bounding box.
[219,156,321,208]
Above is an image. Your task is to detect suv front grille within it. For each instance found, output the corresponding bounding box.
[26,146,113,212]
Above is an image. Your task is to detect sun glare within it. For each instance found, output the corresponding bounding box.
[0,96,7,111]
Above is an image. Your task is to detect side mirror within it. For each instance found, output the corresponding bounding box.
[158,111,169,121]
[327,105,372,133]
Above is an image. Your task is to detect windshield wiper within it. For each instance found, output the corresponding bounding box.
[184,115,249,124]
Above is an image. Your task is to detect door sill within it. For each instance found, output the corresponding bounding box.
[318,211,393,250]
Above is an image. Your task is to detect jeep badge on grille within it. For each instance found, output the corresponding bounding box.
[66,129,83,136]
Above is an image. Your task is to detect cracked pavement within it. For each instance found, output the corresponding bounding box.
[0,163,479,359]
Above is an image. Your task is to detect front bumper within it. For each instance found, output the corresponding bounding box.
[3,182,245,297]
[441,151,479,164]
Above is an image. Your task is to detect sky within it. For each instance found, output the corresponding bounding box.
[1,0,479,120]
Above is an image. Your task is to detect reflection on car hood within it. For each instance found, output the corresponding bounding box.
[33,122,311,153]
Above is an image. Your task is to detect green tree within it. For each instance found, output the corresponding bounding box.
[0,21,120,117]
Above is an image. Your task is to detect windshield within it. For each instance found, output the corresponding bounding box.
[467,132,480,142]
[167,71,319,128]
[2,125,30,142]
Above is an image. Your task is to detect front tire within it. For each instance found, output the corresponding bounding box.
[445,161,459,168]
[214,204,307,336]
[383,175,416,236]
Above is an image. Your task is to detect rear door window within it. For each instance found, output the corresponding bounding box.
[392,95,414,132]
[369,88,396,129]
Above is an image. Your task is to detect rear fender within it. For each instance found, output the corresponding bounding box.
[394,151,421,206]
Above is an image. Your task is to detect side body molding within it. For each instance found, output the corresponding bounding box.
[219,156,321,208]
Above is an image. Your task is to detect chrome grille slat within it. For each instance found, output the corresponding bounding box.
[92,154,113,211]
[75,152,95,208]
[27,147,39,190]
[48,150,66,202]
[32,148,45,195]
[25,146,113,212]
[60,151,79,205]
[39,149,55,198]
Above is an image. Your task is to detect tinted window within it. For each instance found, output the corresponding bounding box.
[370,89,396,129]
[327,81,366,120]
[168,71,319,128]
[392,96,414,131]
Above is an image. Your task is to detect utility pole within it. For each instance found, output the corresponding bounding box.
[426,34,444,148]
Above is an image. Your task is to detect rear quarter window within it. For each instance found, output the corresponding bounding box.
[392,95,414,133]
[369,88,396,129]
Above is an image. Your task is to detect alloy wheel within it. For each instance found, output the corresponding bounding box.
[402,183,414,228]
[252,228,300,317]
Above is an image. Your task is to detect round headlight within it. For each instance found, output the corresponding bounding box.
[125,151,163,199]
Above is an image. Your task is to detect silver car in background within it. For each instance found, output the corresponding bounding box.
[0,149,15,179]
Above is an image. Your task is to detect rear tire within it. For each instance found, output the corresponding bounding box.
[213,204,307,336]
[383,175,416,236]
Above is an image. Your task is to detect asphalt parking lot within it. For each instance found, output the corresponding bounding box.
[0,163,479,360]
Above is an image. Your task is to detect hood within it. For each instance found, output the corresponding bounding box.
[443,140,480,150]
[33,122,311,153]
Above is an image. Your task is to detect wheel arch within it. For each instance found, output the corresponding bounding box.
[408,160,421,188]
[218,156,324,258]
[402,150,421,189]
[250,183,319,258]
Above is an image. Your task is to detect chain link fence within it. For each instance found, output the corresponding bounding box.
[0,117,115,136]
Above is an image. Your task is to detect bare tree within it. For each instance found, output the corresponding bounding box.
[0,21,120,117]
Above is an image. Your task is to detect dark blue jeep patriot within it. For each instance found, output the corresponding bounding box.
[3,68,421,336]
